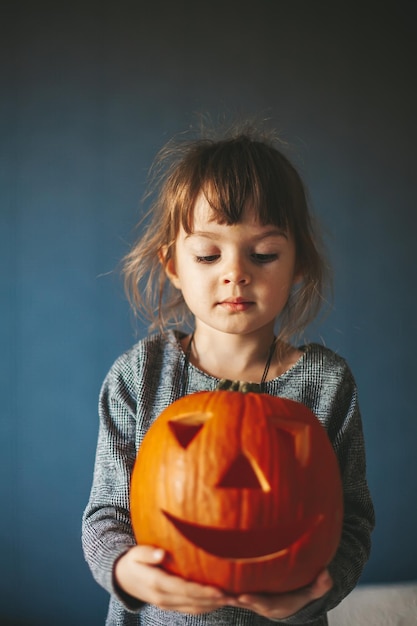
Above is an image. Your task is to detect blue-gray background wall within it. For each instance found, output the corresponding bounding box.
[2,2,416,624]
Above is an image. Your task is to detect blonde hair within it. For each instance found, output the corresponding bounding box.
[123,123,330,343]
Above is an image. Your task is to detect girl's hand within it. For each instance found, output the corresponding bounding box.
[227,569,333,620]
[114,545,231,615]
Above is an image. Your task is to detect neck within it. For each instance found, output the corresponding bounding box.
[184,328,278,383]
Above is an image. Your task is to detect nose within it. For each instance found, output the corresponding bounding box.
[222,255,251,285]
[217,453,269,491]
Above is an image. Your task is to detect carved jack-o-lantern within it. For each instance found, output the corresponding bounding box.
[130,390,343,594]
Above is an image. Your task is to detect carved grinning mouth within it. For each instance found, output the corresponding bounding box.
[162,510,323,559]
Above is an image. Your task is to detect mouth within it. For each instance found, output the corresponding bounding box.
[219,299,254,312]
[163,510,322,559]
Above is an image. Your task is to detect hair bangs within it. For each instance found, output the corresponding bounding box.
[178,136,295,232]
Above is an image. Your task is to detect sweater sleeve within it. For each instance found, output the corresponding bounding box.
[272,357,375,624]
[324,367,375,608]
[81,352,142,611]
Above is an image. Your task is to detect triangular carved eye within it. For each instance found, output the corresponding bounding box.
[275,421,311,468]
[168,415,207,448]
[217,453,270,491]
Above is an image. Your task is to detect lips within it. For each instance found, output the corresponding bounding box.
[219,298,254,312]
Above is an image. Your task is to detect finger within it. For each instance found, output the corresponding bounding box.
[130,544,165,564]
[128,546,230,612]
[181,579,228,602]
[233,570,333,619]
[238,569,333,606]
[154,570,227,603]
[308,569,333,599]
[129,545,225,601]
[126,554,229,609]
[149,575,230,613]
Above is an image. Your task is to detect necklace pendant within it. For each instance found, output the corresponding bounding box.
[216,379,262,393]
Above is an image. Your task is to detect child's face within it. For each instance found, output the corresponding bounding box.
[165,193,300,339]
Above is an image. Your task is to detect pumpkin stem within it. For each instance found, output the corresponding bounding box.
[216,379,261,393]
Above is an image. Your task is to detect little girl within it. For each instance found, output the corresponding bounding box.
[82,125,375,625]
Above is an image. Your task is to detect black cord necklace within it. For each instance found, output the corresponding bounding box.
[182,333,277,394]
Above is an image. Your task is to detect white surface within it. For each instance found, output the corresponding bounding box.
[328,582,417,625]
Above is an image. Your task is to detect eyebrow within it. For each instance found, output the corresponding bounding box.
[186,228,289,241]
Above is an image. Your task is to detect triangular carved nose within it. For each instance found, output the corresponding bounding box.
[217,453,266,489]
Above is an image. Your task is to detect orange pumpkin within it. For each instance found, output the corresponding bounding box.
[130,390,343,594]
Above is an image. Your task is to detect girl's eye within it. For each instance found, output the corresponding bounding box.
[195,255,220,263]
[252,253,278,264]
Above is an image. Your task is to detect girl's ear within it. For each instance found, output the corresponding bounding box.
[292,270,304,287]
[159,246,181,290]
[292,258,305,287]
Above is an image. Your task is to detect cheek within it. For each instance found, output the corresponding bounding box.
[269,266,297,293]
[261,276,291,303]
[180,265,213,293]
[178,276,212,314]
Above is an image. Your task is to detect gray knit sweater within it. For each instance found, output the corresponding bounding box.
[82,330,374,625]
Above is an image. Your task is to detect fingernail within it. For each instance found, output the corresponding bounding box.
[153,548,164,559]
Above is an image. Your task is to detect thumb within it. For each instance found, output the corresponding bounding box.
[309,569,333,599]
[132,544,166,564]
